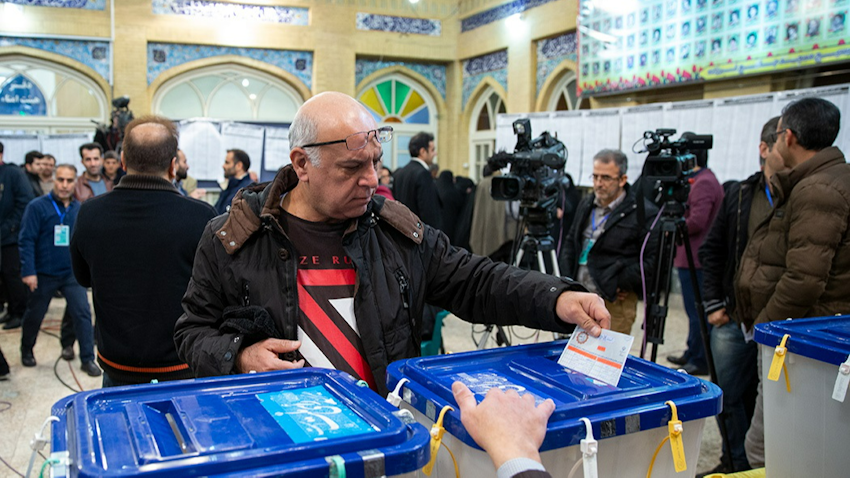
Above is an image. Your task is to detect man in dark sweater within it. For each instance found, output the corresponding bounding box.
[71,116,216,387]
[19,164,100,376]
[0,141,35,330]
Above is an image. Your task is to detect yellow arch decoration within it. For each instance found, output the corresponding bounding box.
[535,58,578,112]
[148,55,312,107]
[355,65,447,123]
[0,46,111,105]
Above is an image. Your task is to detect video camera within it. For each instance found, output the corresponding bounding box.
[488,119,567,210]
[642,128,712,203]
[93,96,135,152]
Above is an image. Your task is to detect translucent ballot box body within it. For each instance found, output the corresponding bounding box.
[50,369,429,478]
[387,341,722,478]
[755,316,850,478]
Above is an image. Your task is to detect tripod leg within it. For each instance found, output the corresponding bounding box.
[536,250,546,274]
[547,249,561,277]
[514,248,525,267]
[679,222,736,469]
[643,220,676,361]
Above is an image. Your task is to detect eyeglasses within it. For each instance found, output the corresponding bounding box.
[590,174,621,183]
[766,128,793,146]
[301,126,393,151]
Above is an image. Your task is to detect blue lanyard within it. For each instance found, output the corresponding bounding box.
[765,182,774,208]
[49,194,67,225]
[591,210,610,232]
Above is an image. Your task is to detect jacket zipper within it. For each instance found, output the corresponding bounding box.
[395,270,411,310]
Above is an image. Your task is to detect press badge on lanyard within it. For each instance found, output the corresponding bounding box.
[51,197,70,247]
[579,211,608,265]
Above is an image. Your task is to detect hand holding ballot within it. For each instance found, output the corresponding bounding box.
[555,291,612,337]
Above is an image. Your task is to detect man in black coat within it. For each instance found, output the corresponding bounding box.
[697,116,783,474]
[561,149,659,335]
[22,150,46,196]
[71,116,216,387]
[0,142,35,330]
[392,132,442,230]
[435,170,464,243]
[174,92,611,396]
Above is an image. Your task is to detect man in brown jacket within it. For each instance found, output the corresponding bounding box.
[735,97,850,468]
[74,143,114,203]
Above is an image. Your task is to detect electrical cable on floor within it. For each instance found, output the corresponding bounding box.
[470,323,485,348]
[53,356,81,393]
[37,322,86,392]
[0,455,24,478]
[67,359,84,392]
[510,326,540,341]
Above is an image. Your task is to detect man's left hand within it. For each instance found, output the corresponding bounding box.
[556,291,611,337]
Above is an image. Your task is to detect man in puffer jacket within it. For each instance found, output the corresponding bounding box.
[735,97,850,468]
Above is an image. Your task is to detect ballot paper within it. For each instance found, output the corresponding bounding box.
[558,327,634,387]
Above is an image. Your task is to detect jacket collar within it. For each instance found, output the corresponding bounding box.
[114,174,180,193]
[217,165,424,255]
[47,191,79,210]
[771,146,845,203]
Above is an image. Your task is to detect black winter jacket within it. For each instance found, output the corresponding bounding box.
[560,185,659,302]
[174,166,581,395]
[24,169,44,196]
[0,164,34,247]
[698,172,761,323]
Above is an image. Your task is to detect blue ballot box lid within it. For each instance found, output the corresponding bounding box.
[387,341,722,452]
[50,369,429,478]
[755,315,850,366]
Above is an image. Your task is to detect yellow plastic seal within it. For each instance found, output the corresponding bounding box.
[646,401,688,477]
[665,400,687,473]
[768,334,792,392]
[422,405,455,476]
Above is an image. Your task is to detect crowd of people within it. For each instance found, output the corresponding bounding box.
[0,93,846,478]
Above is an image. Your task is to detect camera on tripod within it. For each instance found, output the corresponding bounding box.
[642,129,713,203]
[488,119,567,210]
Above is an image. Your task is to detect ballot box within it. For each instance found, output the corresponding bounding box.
[387,341,722,478]
[755,315,850,478]
[49,369,429,477]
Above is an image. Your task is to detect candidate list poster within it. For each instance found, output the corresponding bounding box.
[578,0,849,96]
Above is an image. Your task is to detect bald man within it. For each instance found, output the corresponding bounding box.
[71,116,216,387]
[175,92,611,396]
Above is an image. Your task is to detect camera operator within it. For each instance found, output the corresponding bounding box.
[666,133,723,376]
[561,149,660,335]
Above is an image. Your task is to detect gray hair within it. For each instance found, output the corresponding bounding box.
[593,149,628,176]
[55,163,78,175]
[288,109,322,166]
